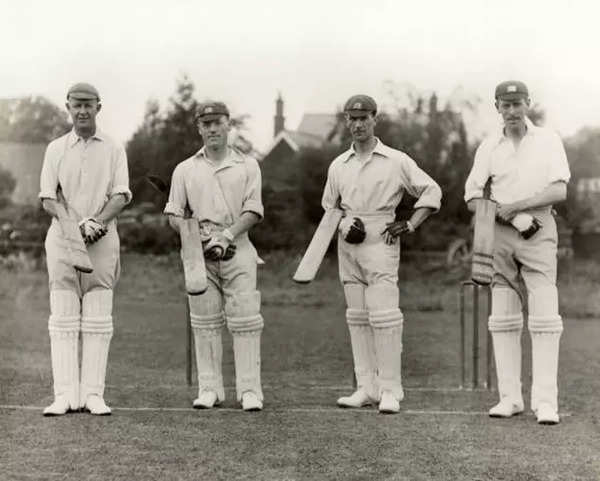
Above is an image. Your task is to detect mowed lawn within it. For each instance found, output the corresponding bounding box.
[1,252,600,480]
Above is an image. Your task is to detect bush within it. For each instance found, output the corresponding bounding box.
[118,222,179,255]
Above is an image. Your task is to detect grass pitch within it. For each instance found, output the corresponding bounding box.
[1,253,600,480]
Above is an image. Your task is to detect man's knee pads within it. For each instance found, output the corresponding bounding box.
[365,283,399,312]
[81,289,113,334]
[343,284,366,310]
[189,289,225,330]
[346,308,369,326]
[225,291,264,332]
[528,286,563,333]
[48,290,80,333]
[489,287,523,332]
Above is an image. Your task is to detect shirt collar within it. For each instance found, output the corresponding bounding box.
[68,128,105,147]
[495,117,538,146]
[342,137,389,162]
[195,146,245,168]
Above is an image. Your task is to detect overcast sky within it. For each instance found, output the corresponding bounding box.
[2,0,599,151]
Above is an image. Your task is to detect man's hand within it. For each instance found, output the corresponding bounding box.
[203,233,234,261]
[79,218,107,244]
[496,202,522,224]
[380,220,414,245]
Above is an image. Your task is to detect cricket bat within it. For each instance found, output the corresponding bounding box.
[179,218,208,295]
[145,175,207,295]
[293,208,343,283]
[471,198,496,286]
[55,188,94,273]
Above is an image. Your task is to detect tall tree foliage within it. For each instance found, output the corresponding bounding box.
[0,96,71,143]
[127,75,203,206]
[0,165,16,208]
[562,128,600,227]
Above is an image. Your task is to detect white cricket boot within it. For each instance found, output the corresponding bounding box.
[193,390,219,409]
[85,395,112,416]
[536,402,560,425]
[241,391,263,412]
[337,389,373,408]
[378,390,400,414]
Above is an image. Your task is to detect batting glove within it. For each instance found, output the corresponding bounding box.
[79,218,107,244]
[380,220,414,245]
[339,216,366,244]
[203,230,234,261]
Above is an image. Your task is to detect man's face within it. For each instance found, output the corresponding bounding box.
[198,116,230,149]
[66,97,101,130]
[345,112,376,143]
[495,97,530,128]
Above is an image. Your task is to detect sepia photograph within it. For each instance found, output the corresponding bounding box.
[1,0,599,479]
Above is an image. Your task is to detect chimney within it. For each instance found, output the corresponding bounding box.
[274,92,285,137]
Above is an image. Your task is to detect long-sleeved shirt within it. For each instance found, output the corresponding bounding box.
[164,147,263,226]
[464,118,570,204]
[39,129,132,222]
[321,138,442,213]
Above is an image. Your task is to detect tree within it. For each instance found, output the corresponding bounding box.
[562,127,600,228]
[0,165,16,208]
[0,96,70,143]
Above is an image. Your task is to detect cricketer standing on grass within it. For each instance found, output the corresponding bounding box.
[322,95,442,414]
[464,81,570,425]
[164,101,265,411]
[39,83,131,416]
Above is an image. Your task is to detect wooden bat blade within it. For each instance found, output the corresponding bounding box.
[54,203,94,273]
[293,209,343,283]
[180,218,208,295]
[471,198,495,285]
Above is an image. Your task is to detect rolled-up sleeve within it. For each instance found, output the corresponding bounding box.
[241,158,264,219]
[110,145,132,204]
[164,164,186,217]
[400,154,442,212]
[39,142,59,200]
[321,163,340,210]
[464,141,491,202]
[546,132,571,185]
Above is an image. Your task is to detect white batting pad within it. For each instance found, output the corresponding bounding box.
[370,308,404,400]
[192,321,225,401]
[48,289,81,409]
[80,289,113,404]
[232,331,263,401]
[530,331,561,412]
[225,291,263,401]
[490,330,523,405]
[347,309,377,400]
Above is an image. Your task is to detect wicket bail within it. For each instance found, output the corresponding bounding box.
[459,280,493,390]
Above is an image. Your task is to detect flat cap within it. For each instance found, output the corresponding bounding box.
[67,82,100,101]
[197,101,230,121]
[495,80,529,100]
[343,94,377,116]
